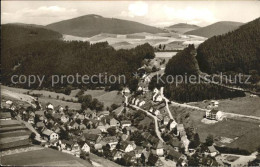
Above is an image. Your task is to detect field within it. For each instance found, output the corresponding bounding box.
[2,85,123,110]
[1,85,81,110]
[63,32,206,50]
[169,105,260,152]
[188,94,260,117]
[1,147,92,166]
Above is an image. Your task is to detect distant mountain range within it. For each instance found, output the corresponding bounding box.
[168,23,200,29]
[185,21,243,38]
[46,14,165,37]
[166,23,200,33]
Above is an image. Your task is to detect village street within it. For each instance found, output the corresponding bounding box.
[129,104,164,142]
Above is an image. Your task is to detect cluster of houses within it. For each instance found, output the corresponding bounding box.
[1,86,223,166]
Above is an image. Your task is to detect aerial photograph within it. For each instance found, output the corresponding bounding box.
[1,0,260,166]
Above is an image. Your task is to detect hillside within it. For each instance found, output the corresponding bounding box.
[1,24,62,50]
[185,21,243,37]
[165,44,199,76]
[167,23,200,33]
[168,23,200,29]
[46,14,165,37]
[196,18,260,74]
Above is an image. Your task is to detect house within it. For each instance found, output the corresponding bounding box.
[163,116,170,125]
[154,110,160,116]
[181,135,190,152]
[36,121,45,129]
[206,109,223,121]
[84,133,102,145]
[166,149,183,162]
[112,150,123,160]
[61,115,69,123]
[55,105,64,113]
[134,147,144,158]
[46,103,54,110]
[153,141,164,156]
[97,111,109,119]
[207,145,219,157]
[168,120,177,130]
[123,152,136,164]
[104,117,120,127]
[68,121,80,130]
[168,138,182,151]
[60,140,80,155]
[0,112,12,120]
[208,100,219,108]
[134,99,140,106]
[79,124,87,130]
[148,154,163,166]
[177,124,186,137]
[28,116,35,124]
[138,101,146,107]
[42,129,59,141]
[94,143,103,152]
[121,120,131,128]
[52,113,62,121]
[125,126,138,135]
[122,87,130,95]
[100,136,118,150]
[79,141,90,154]
[85,119,99,128]
[83,128,102,136]
[120,141,136,152]
[35,110,45,121]
[84,109,96,119]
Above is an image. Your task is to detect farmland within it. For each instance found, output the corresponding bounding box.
[1,147,92,166]
[187,94,260,117]
[63,32,206,50]
[169,104,260,152]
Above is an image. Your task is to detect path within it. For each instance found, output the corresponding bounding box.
[129,104,164,142]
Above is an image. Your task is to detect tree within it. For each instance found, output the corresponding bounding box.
[29,132,36,141]
[205,134,214,146]
[107,127,117,136]
[130,131,144,146]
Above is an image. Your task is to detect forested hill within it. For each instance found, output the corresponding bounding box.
[2,39,155,89]
[196,18,260,74]
[46,14,165,37]
[165,44,200,76]
[185,21,243,38]
[1,24,62,50]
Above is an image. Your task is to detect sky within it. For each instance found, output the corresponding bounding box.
[1,1,260,27]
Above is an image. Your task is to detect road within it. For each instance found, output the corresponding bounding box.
[129,104,164,142]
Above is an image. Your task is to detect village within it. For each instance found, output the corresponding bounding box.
[1,80,242,167]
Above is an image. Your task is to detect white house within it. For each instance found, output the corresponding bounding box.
[80,142,90,154]
[42,129,59,141]
[138,101,146,107]
[154,110,160,116]
[46,103,54,110]
[206,109,223,121]
[120,141,136,152]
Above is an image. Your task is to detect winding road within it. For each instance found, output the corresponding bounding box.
[129,104,164,142]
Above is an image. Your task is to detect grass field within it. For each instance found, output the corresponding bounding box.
[1,147,92,166]
[169,105,260,152]
[188,94,260,117]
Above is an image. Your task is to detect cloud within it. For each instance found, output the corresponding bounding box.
[144,4,217,26]
[121,1,148,18]
[2,6,78,25]
[19,6,78,17]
